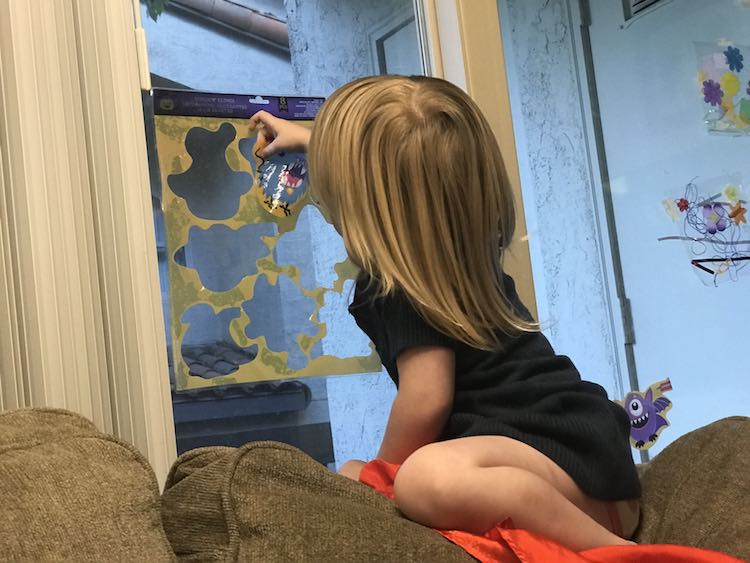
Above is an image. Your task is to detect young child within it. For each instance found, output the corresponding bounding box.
[249,75,640,551]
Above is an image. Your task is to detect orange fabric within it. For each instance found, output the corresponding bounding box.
[359,460,744,563]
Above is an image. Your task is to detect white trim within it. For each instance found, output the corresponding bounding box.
[567,1,629,398]
[413,0,436,76]
[132,0,152,91]
[432,0,468,90]
[367,5,417,75]
[135,28,153,92]
[416,0,444,77]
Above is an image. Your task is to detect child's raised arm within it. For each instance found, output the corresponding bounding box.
[249,110,311,158]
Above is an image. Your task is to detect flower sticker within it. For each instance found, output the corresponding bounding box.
[701,52,729,81]
[702,203,729,234]
[660,176,749,283]
[729,201,747,225]
[697,43,750,134]
[741,99,750,125]
[702,80,724,106]
[662,198,681,221]
[723,184,740,203]
[720,71,741,98]
[724,46,744,72]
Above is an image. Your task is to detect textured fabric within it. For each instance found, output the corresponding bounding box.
[634,416,750,560]
[161,441,472,562]
[349,273,640,501]
[2,409,745,561]
[360,459,743,563]
[161,447,237,561]
[0,408,175,562]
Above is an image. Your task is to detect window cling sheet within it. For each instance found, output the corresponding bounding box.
[152,90,381,391]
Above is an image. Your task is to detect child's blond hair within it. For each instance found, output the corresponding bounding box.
[309,75,536,349]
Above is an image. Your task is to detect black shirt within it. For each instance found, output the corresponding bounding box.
[348,273,641,501]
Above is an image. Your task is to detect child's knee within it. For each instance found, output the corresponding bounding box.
[393,446,465,526]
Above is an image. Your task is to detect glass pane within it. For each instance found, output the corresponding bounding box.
[141,0,426,465]
[587,0,749,456]
[500,0,749,460]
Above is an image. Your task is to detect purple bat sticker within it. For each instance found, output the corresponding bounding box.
[620,381,673,450]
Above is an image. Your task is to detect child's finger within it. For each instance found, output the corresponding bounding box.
[258,138,280,159]
[249,110,274,132]
[256,127,275,145]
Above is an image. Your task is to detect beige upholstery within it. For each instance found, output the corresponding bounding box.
[161,441,472,561]
[634,416,749,559]
[0,408,175,562]
[2,408,748,561]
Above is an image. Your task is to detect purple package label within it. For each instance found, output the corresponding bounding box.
[153,89,324,120]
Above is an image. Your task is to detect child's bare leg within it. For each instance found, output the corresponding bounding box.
[392,436,635,551]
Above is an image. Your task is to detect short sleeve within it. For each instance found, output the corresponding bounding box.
[376,289,456,366]
[501,273,535,322]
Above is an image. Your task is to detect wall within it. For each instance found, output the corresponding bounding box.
[285,0,415,96]
[499,0,626,398]
[141,4,294,94]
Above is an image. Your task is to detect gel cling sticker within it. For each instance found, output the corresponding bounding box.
[618,378,673,450]
[253,135,309,218]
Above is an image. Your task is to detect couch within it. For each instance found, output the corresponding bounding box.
[1,408,747,561]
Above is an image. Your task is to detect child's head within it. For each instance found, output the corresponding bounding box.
[309,75,534,348]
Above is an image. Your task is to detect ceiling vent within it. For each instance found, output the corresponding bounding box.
[623,0,664,21]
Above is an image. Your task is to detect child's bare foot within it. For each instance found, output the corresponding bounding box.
[338,459,366,481]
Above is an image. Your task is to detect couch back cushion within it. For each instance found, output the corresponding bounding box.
[635,416,749,560]
[0,408,175,562]
[161,441,472,562]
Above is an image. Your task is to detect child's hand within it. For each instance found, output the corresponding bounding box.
[249,110,311,158]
